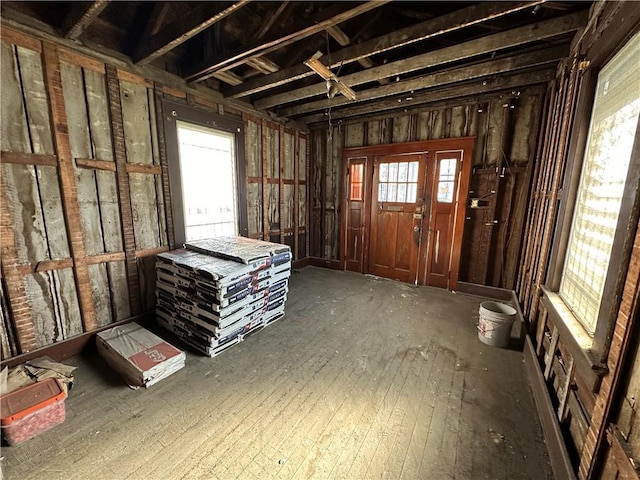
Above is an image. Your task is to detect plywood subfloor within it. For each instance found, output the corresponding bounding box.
[2,267,552,480]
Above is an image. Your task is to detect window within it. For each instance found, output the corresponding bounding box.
[349,163,364,201]
[377,161,419,202]
[436,158,457,203]
[163,101,247,245]
[176,121,238,241]
[559,31,640,335]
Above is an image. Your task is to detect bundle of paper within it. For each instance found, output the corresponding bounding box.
[156,237,292,358]
[96,323,185,388]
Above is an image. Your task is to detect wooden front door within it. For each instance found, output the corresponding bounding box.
[368,153,427,283]
[341,137,474,290]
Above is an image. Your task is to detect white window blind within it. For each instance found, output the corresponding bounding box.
[559,31,640,334]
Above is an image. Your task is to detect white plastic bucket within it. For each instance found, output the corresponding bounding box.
[478,301,516,348]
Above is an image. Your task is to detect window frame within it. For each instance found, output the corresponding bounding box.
[546,29,640,369]
[163,100,248,246]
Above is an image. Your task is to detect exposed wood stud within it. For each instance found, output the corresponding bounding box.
[154,87,175,249]
[279,124,285,245]
[61,1,110,40]
[42,41,97,332]
[105,64,141,315]
[294,130,300,260]
[261,119,269,241]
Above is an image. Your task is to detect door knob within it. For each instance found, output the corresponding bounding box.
[413,226,419,232]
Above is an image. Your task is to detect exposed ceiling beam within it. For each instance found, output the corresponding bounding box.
[132,1,251,65]
[61,0,110,40]
[299,68,556,125]
[186,1,391,83]
[327,25,388,84]
[256,1,290,39]
[280,45,569,118]
[255,10,587,110]
[226,1,549,99]
[246,57,280,75]
[212,71,244,87]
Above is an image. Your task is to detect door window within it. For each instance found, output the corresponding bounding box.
[377,161,419,202]
[436,158,457,203]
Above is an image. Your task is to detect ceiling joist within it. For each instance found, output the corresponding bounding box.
[280,44,569,118]
[186,0,391,83]
[225,1,550,99]
[62,0,110,40]
[254,10,588,110]
[299,68,556,125]
[132,0,250,65]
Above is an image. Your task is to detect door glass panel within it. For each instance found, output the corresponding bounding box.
[388,162,398,182]
[397,184,407,202]
[407,183,417,202]
[398,163,408,182]
[379,163,388,181]
[388,183,397,202]
[377,160,420,203]
[349,163,364,200]
[437,158,457,203]
[379,183,387,201]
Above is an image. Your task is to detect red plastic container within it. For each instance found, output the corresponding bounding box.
[1,378,67,445]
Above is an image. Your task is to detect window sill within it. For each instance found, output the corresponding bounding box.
[540,287,604,392]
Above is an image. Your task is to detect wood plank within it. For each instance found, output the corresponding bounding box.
[87,252,126,264]
[105,64,141,315]
[61,1,110,40]
[256,12,586,109]
[1,151,57,166]
[227,1,550,98]
[300,69,556,124]
[125,163,162,174]
[280,46,568,117]
[256,1,289,39]
[187,1,390,82]
[75,157,115,171]
[133,1,250,65]
[117,68,153,88]
[0,25,42,52]
[58,48,105,73]
[43,43,96,334]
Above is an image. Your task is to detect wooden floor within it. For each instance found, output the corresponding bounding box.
[3,267,552,480]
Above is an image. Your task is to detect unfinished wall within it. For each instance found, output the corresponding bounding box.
[516,3,640,478]
[0,27,309,361]
[309,87,544,289]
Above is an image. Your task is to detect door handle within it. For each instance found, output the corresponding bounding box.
[413,226,419,232]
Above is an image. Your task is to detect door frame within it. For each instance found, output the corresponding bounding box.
[340,137,475,290]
